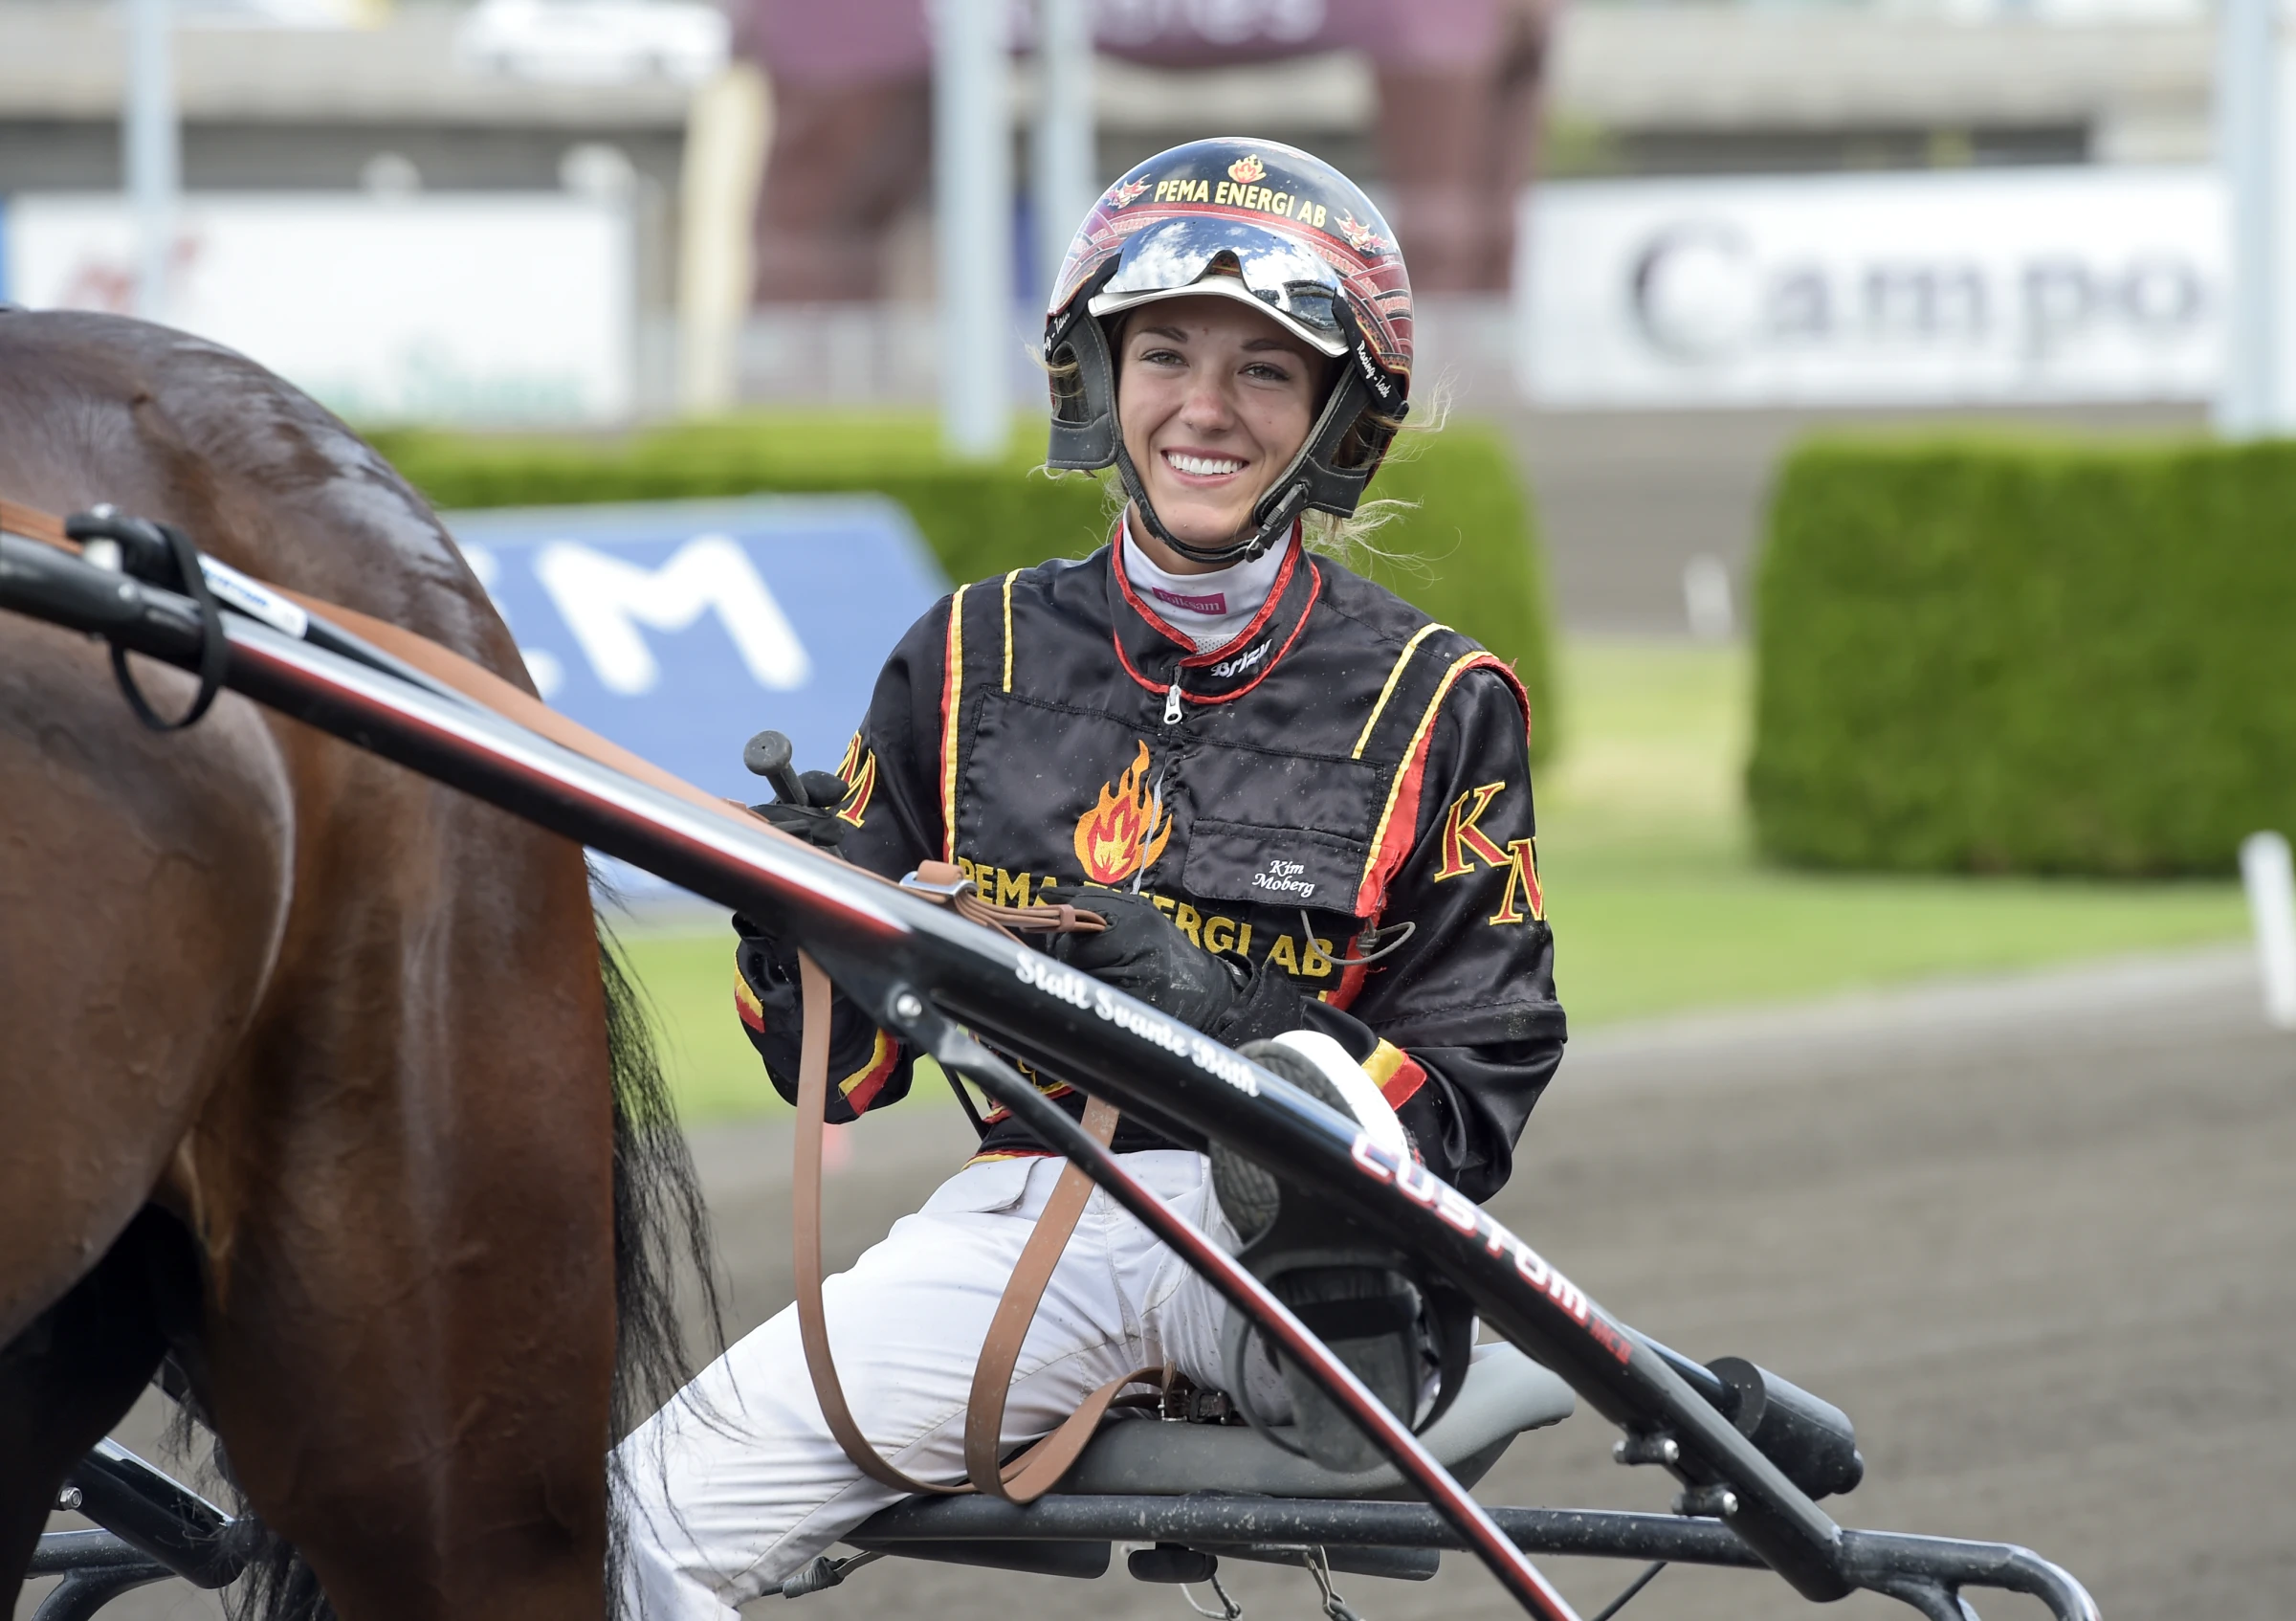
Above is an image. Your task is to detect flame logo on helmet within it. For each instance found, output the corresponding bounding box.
[1106,177,1150,209]
[1226,153,1267,185]
[1336,211,1391,259]
[1072,742,1173,886]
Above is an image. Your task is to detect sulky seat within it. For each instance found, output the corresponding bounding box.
[829,1343,1578,1592]
[1057,1340,1575,1499]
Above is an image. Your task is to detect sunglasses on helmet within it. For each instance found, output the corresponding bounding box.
[1086,215,1350,358]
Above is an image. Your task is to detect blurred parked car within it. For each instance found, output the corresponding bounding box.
[455,0,729,85]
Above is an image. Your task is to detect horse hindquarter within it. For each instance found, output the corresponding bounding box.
[183,717,623,1621]
[0,622,294,1578]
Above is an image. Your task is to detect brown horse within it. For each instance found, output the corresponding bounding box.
[0,308,708,1619]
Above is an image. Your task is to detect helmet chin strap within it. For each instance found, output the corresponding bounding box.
[1112,435,1292,568]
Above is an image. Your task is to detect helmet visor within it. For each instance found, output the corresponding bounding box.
[1086,215,1349,357]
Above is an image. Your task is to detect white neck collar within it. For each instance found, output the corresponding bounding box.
[1120,517,1296,655]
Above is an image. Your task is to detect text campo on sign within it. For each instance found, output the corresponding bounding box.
[1631,224,2209,361]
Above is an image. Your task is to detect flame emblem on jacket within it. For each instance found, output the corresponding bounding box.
[1072,741,1173,886]
[1226,153,1267,185]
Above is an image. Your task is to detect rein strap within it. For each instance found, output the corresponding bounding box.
[0,498,69,546]
[795,954,1159,1501]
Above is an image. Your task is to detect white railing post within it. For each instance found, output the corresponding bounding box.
[935,0,1013,460]
[1033,0,1095,298]
[2218,0,2280,437]
[2240,831,2296,1028]
[124,0,179,322]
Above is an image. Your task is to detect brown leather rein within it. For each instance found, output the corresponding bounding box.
[2,495,1142,1504]
[790,876,1150,1503]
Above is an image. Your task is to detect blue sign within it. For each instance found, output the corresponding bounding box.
[447,496,947,810]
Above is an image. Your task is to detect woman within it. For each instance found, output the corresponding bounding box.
[619,138,1564,1617]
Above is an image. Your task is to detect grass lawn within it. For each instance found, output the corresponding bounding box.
[622,638,2247,1121]
[1535,640,2244,1027]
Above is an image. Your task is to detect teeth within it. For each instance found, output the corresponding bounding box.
[1166,451,1246,477]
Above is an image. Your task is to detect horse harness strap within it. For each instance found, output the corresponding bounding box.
[5,493,766,839]
[2,493,1159,1507]
[0,498,68,547]
[4,498,227,729]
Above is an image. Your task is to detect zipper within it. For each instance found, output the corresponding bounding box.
[1163,680,1183,727]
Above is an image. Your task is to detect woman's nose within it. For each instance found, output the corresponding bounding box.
[1179,369,1237,431]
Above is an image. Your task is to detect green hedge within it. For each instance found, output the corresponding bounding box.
[1750,433,2296,876]
[373,412,1556,760]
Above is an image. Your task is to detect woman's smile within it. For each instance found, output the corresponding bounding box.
[1161,447,1250,482]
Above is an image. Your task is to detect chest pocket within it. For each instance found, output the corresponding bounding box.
[1175,744,1386,920]
[955,691,1390,919]
[1183,820,1370,919]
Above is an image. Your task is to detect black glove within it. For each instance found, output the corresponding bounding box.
[1049,889,1307,1045]
[738,766,850,962]
[1206,953,1314,1049]
[1049,889,1235,1026]
[750,768,852,851]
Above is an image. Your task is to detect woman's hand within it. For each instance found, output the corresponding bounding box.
[1049,889,1305,1046]
[749,768,853,852]
[736,766,851,966]
[1049,889,1237,1027]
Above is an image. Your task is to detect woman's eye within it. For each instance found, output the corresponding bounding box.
[1244,362,1293,382]
[1137,346,1184,366]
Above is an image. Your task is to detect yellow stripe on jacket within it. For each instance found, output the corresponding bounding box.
[1360,1038,1428,1110]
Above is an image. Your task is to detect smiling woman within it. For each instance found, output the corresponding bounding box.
[613,138,1567,1619]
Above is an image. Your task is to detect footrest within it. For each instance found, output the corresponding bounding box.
[1059,1341,1574,1499]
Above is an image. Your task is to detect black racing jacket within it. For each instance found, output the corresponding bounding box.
[734,534,1566,1202]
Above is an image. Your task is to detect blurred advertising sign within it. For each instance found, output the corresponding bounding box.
[0,193,631,425]
[1518,167,2222,408]
[447,497,946,806]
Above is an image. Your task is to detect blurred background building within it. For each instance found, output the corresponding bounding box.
[0,0,2235,628]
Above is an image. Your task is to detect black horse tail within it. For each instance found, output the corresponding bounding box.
[598,919,725,1614]
[217,916,722,1621]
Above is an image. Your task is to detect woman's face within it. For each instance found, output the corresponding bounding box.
[1115,294,1325,574]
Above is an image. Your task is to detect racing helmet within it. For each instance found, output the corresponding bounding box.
[1044,137,1414,566]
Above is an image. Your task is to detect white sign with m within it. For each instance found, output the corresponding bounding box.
[535,533,812,697]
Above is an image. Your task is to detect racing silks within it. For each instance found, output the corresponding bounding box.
[735,532,1565,1200]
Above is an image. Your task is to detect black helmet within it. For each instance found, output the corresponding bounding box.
[1044,137,1413,567]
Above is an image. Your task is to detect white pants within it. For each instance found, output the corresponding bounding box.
[615,1149,1239,1620]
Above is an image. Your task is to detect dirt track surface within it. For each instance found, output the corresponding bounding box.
[26,945,2295,1621]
